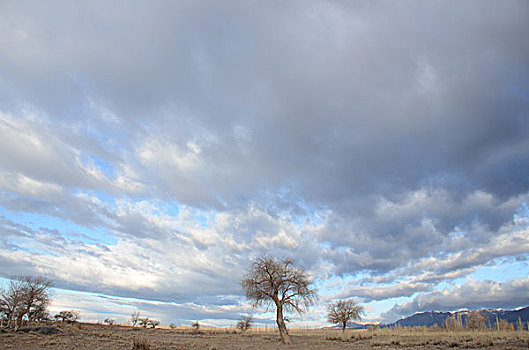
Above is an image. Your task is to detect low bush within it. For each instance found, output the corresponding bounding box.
[131,336,151,350]
[17,326,61,335]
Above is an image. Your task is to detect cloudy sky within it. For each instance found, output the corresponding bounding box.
[1,0,529,326]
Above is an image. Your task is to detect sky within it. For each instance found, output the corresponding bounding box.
[0,0,529,327]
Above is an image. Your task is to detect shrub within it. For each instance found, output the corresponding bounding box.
[466,311,485,330]
[132,337,151,350]
[17,326,61,335]
[148,319,159,329]
[496,318,514,331]
[236,315,253,332]
[138,317,150,328]
[54,310,80,323]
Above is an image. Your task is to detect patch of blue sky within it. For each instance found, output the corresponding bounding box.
[294,209,326,229]
[12,243,56,257]
[433,280,454,291]
[368,296,415,318]
[79,152,116,178]
[76,123,102,142]
[164,200,181,217]
[318,241,332,252]
[446,259,529,288]
[515,202,529,219]
[166,201,213,228]
[0,205,14,219]
[313,271,373,299]
[1,209,117,245]
[198,214,209,227]
[75,189,115,205]
[469,259,529,282]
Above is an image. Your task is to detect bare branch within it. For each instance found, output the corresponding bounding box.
[241,255,317,344]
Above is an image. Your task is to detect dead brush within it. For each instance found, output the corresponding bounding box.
[349,333,373,342]
[325,335,343,341]
[131,336,151,350]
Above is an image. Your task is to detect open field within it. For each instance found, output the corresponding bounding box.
[2,323,529,349]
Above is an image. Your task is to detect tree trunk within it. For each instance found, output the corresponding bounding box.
[342,321,347,332]
[15,314,23,331]
[276,303,291,344]
[6,312,13,329]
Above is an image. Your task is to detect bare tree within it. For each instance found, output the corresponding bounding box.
[466,310,486,330]
[104,318,115,325]
[33,308,50,323]
[241,256,317,344]
[192,321,200,333]
[138,317,150,328]
[19,276,52,326]
[327,299,365,332]
[444,314,463,330]
[148,319,160,329]
[0,279,25,329]
[0,276,52,330]
[54,310,80,323]
[236,314,253,332]
[130,310,140,327]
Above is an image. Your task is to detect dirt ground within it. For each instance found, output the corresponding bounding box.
[1,323,529,349]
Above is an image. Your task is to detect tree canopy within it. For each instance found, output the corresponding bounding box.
[241,256,317,344]
[327,299,365,332]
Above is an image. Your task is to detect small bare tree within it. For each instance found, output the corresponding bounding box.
[236,314,253,332]
[138,317,150,328]
[130,310,140,327]
[104,318,115,325]
[192,321,200,333]
[241,256,317,344]
[54,310,80,323]
[148,319,160,329]
[327,299,365,332]
[466,310,486,330]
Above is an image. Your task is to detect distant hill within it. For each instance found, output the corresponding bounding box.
[389,306,529,328]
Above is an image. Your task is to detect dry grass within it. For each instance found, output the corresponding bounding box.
[1,322,529,349]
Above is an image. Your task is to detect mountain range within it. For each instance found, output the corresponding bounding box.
[390,306,529,328]
[326,306,529,329]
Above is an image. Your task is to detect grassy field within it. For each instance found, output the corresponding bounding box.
[1,323,529,349]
